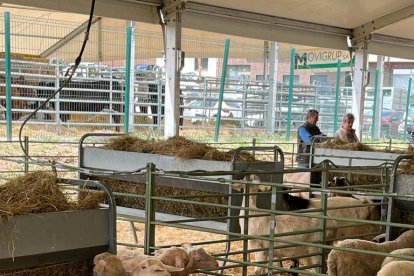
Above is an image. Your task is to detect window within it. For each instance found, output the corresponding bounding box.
[194,58,209,71]
[256,75,270,81]
[227,65,251,80]
[282,74,299,84]
[310,75,328,85]
[344,71,352,87]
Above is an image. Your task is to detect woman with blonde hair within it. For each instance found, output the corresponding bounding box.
[336,113,359,143]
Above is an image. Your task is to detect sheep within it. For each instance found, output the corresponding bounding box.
[377,261,414,276]
[381,248,414,268]
[328,176,352,197]
[93,252,128,276]
[166,243,219,275]
[129,257,184,276]
[235,175,381,274]
[326,230,414,276]
[235,176,333,274]
[94,252,184,276]
[154,246,191,270]
[118,244,218,276]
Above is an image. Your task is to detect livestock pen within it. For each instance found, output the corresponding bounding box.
[75,134,414,275]
[1,135,414,275]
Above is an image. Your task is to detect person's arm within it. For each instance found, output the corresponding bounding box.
[298,126,313,143]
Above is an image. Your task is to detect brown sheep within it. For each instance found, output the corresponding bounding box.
[327,230,414,276]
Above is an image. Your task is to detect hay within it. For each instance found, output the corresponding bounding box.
[399,146,414,175]
[104,136,255,162]
[316,138,376,151]
[0,171,104,221]
[95,177,227,220]
[0,259,92,276]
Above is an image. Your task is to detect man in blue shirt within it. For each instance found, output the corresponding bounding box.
[296,109,325,169]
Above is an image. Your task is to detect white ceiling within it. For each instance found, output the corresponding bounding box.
[2,0,414,59]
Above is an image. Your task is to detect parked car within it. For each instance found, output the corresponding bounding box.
[364,109,404,136]
[398,109,414,135]
[183,100,241,122]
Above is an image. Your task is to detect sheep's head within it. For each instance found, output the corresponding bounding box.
[93,252,128,276]
[231,174,269,192]
[182,243,219,272]
[130,258,184,276]
[328,176,349,188]
[154,246,191,269]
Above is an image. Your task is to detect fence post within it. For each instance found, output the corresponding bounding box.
[214,39,230,142]
[333,60,341,134]
[403,77,412,140]
[144,162,156,255]
[24,136,29,173]
[124,25,133,133]
[285,48,295,141]
[4,12,12,141]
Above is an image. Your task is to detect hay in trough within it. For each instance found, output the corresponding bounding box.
[316,138,376,151]
[95,177,227,220]
[1,259,92,276]
[104,135,255,162]
[101,136,250,218]
[399,146,414,175]
[0,171,104,221]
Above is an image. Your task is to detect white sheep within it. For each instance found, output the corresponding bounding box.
[377,261,414,276]
[235,176,332,274]
[130,257,184,276]
[235,175,382,275]
[93,252,128,276]
[327,230,414,276]
[118,244,218,276]
[164,243,219,276]
[381,248,414,268]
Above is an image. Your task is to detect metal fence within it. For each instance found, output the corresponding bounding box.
[0,12,412,142]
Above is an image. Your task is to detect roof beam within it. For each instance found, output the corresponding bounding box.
[368,33,414,60]
[1,0,161,24]
[185,2,351,36]
[353,3,414,45]
[182,2,351,50]
[40,17,102,58]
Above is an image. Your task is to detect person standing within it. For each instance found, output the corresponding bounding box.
[296,109,325,169]
[336,113,359,143]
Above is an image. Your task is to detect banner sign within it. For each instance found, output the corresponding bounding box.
[295,50,354,69]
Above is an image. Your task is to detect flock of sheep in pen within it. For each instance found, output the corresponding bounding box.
[92,173,414,276]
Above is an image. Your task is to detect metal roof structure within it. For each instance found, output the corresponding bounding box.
[3,0,414,59]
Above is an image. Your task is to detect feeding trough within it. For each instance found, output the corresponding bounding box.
[78,133,285,234]
[0,178,116,273]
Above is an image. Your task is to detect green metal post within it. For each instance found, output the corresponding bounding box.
[144,162,156,255]
[124,26,132,133]
[318,161,329,274]
[403,77,412,140]
[333,60,341,134]
[371,69,379,139]
[214,39,230,142]
[4,12,12,141]
[285,48,295,140]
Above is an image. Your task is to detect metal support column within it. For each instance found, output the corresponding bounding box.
[374,55,384,140]
[128,21,136,133]
[267,42,279,135]
[285,48,295,140]
[403,77,412,140]
[351,44,368,141]
[371,69,379,139]
[163,0,183,138]
[333,60,341,134]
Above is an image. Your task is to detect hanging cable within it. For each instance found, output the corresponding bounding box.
[18,0,96,164]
